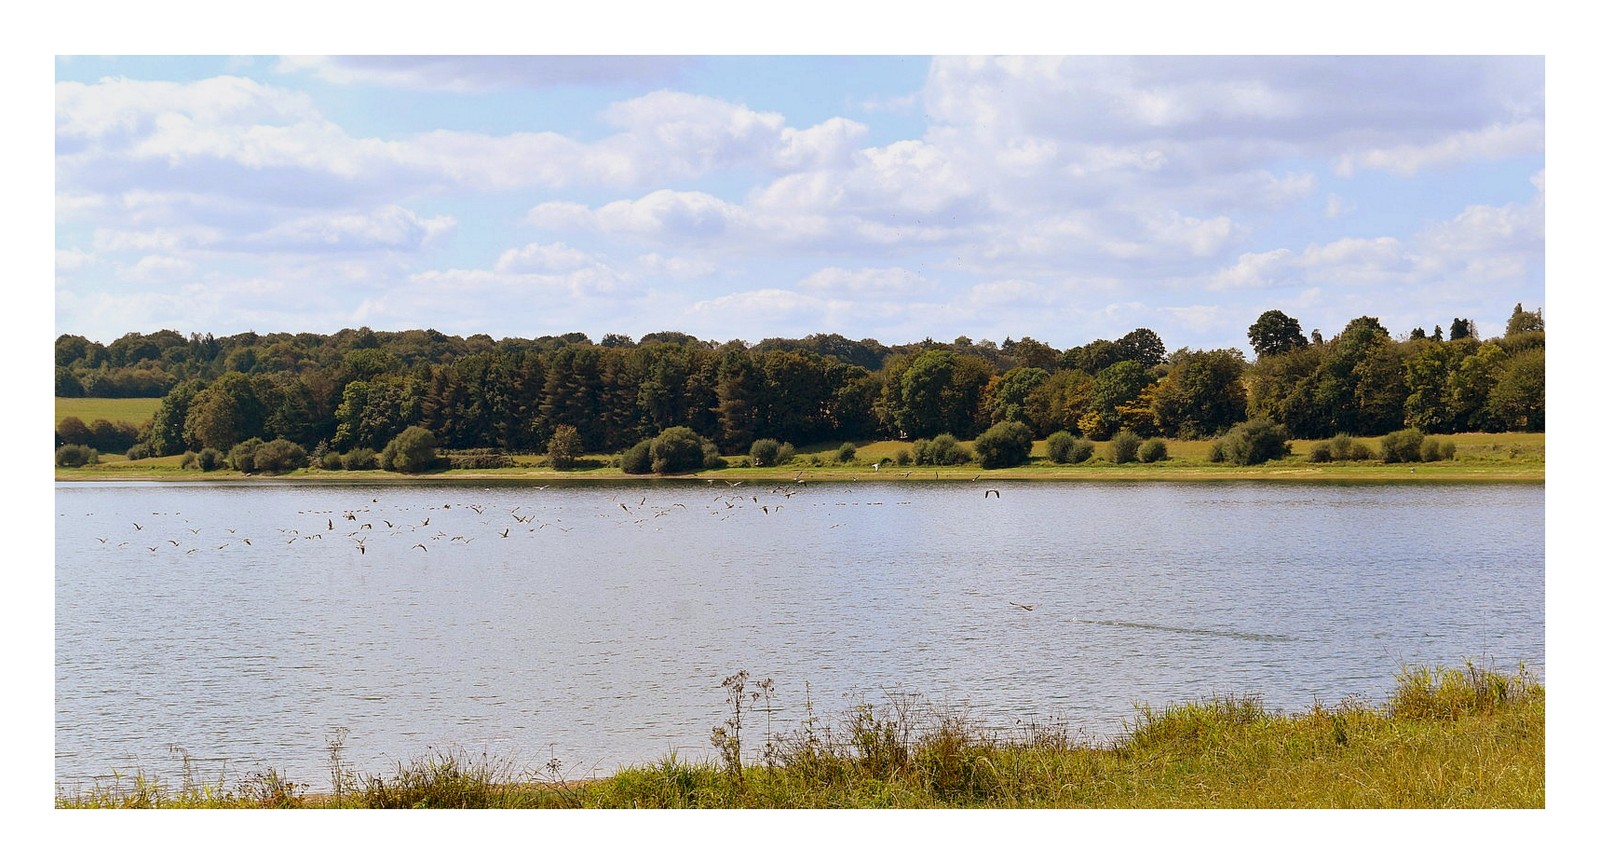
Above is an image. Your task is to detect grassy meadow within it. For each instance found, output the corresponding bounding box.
[54,396,162,427]
[56,663,1542,809]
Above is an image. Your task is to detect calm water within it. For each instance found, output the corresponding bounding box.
[55,479,1544,790]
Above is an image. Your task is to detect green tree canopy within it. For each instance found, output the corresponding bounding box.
[1247,310,1309,358]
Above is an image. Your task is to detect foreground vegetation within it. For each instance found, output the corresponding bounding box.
[57,664,1542,808]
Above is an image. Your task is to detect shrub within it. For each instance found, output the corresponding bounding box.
[56,443,99,467]
[125,443,152,461]
[381,426,438,474]
[1324,428,1350,457]
[57,415,91,446]
[895,448,913,467]
[837,442,856,463]
[621,439,654,474]
[749,439,780,467]
[1045,431,1074,464]
[1419,437,1455,463]
[320,451,345,470]
[650,426,707,474]
[1211,418,1291,466]
[1348,441,1373,461]
[1379,428,1425,463]
[253,438,308,474]
[343,448,378,471]
[973,421,1033,469]
[913,434,972,466]
[702,442,727,470]
[1307,442,1333,463]
[441,450,514,469]
[88,418,140,453]
[179,450,198,469]
[1107,429,1141,464]
[1137,439,1168,463]
[1046,431,1094,465]
[228,437,266,473]
[750,439,796,467]
[546,425,583,470]
[196,447,225,471]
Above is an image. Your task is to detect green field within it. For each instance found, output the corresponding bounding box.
[55,397,162,427]
[56,664,1543,809]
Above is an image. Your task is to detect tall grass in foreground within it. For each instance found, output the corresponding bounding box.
[57,663,1542,809]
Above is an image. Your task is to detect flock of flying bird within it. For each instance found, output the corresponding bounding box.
[77,481,1034,609]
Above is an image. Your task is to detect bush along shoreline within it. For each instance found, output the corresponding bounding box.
[56,663,1543,809]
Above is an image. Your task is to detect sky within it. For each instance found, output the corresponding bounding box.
[54,54,1546,353]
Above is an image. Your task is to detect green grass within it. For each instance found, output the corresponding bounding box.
[61,431,1544,483]
[57,664,1543,809]
[55,397,162,427]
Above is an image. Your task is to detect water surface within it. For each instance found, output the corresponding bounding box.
[55,479,1544,789]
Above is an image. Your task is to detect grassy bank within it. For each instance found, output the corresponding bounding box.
[57,664,1543,809]
[55,432,1544,483]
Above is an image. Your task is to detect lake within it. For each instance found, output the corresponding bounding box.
[54,479,1544,791]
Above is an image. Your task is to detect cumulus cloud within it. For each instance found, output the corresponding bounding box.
[496,242,593,274]
[797,266,931,298]
[278,56,690,92]
[1205,177,1542,308]
[636,252,718,281]
[58,76,874,206]
[244,205,455,252]
[56,248,94,272]
[118,255,196,281]
[1334,120,1544,177]
[55,57,1544,350]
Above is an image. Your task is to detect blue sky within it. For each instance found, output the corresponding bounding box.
[54,54,1545,353]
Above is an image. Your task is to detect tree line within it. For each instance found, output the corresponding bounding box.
[55,305,1544,465]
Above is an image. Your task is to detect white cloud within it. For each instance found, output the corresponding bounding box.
[636,253,718,281]
[278,56,689,92]
[797,266,931,298]
[496,242,593,274]
[966,279,1049,306]
[118,255,196,282]
[1144,212,1237,258]
[1334,120,1544,177]
[1204,179,1542,308]
[1208,248,1296,291]
[593,189,743,239]
[56,248,94,272]
[59,77,875,206]
[92,226,222,252]
[245,205,455,252]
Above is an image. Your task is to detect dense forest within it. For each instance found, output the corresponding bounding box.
[54,305,1545,463]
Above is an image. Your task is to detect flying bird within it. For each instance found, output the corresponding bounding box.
[1009,602,1035,611]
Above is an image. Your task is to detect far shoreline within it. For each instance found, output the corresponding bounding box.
[55,461,1544,484]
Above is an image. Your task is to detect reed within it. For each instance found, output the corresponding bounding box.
[56,663,1542,809]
